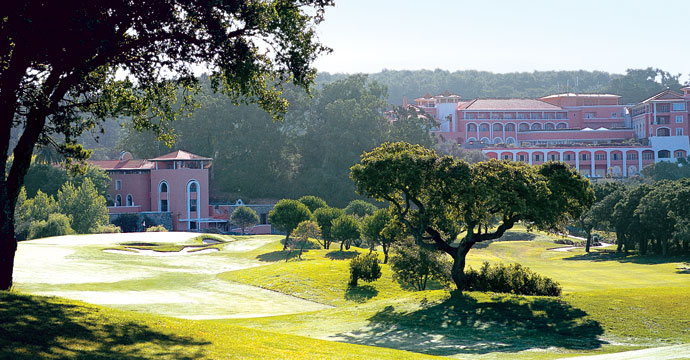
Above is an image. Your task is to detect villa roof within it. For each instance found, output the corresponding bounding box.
[463,98,563,111]
[639,89,685,103]
[149,150,212,161]
[540,93,620,99]
[89,159,155,171]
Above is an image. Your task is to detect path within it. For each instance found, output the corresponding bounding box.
[560,344,690,360]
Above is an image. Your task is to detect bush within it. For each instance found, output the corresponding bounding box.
[28,213,74,239]
[349,253,381,286]
[112,213,140,232]
[97,224,121,233]
[145,225,168,232]
[389,237,451,291]
[465,262,562,296]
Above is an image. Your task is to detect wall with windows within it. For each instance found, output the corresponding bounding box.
[149,167,209,230]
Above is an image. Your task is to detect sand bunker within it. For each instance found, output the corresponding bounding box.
[202,238,222,244]
[102,247,220,256]
[548,242,613,252]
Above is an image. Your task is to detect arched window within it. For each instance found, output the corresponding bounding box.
[505,123,515,132]
[657,128,670,136]
[531,123,542,130]
[493,123,503,131]
[519,123,529,132]
[479,124,490,132]
[556,122,567,129]
[126,194,133,206]
[544,123,555,130]
[480,137,490,143]
[189,182,197,192]
[466,123,477,132]
[115,194,122,207]
[505,137,516,145]
[658,150,671,159]
[159,181,169,212]
[493,137,503,144]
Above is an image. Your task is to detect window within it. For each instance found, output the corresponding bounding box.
[115,180,121,190]
[657,104,670,113]
[533,154,541,161]
[658,150,671,159]
[190,221,197,230]
[585,112,596,119]
[673,103,686,111]
[564,154,572,161]
[116,194,122,206]
[626,153,638,160]
[676,151,685,158]
[503,155,511,160]
[595,154,606,160]
[581,153,589,160]
[677,128,683,136]
[549,154,558,161]
[612,153,620,160]
[642,152,654,160]
[189,183,197,192]
[126,194,133,206]
[518,155,526,161]
[160,200,168,212]
[160,183,168,192]
[260,213,268,224]
[611,112,617,118]
[676,116,684,123]
[189,199,197,212]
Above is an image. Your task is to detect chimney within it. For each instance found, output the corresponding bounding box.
[403,96,408,107]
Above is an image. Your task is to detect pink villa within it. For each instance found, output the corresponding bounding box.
[411,87,690,178]
[90,150,273,232]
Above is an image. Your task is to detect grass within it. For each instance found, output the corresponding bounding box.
[0,291,441,360]
[12,230,690,359]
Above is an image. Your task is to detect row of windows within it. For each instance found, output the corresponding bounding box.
[464,113,567,120]
[500,150,684,162]
[466,123,568,132]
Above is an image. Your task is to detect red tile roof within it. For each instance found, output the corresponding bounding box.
[149,150,212,161]
[639,89,685,103]
[464,99,563,111]
[89,159,154,170]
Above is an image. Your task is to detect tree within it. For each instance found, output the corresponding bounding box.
[28,213,74,239]
[292,220,321,260]
[312,206,344,249]
[351,142,593,290]
[348,253,381,286]
[268,199,312,251]
[298,195,328,213]
[389,237,450,291]
[56,179,109,234]
[0,0,333,289]
[344,199,377,218]
[360,209,403,263]
[331,215,361,251]
[229,206,259,234]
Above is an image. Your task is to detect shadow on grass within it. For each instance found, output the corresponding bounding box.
[563,249,690,265]
[0,292,209,359]
[344,285,379,303]
[336,291,604,356]
[325,250,359,260]
[473,232,538,249]
[256,250,305,262]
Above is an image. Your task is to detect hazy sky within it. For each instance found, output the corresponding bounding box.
[313,0,690,80]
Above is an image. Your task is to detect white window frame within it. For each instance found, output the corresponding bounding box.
[677,128,683,136]
[676,115,684,123]
[115,180,121,190]
[672,103,686,111]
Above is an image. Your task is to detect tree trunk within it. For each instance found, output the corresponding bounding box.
[0,190,18,290]
[382,245,389,264]
[585,230,592,253]
[282,233,291,251]
[616,230,623,252]
[450,242,473,291]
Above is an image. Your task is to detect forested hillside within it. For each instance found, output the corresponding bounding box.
[14,67,686,205]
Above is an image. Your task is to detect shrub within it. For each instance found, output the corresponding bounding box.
[344,199,377,218]
[298,195,327,213]
[349,253,381,286]
[97,224,121,233]
[145,225,168,232]
[230,206,259,234]
[465,262,562,296]
[112,213,140,232]
[389,237,451,291]
[28,213,74,239]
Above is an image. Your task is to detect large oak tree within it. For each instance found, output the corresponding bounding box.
[0,0,333,289]
[350,142,593,290]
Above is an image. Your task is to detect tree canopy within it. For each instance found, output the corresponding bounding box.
[0,0,334,290]
[350,142,594,290]
[268,199,312,251]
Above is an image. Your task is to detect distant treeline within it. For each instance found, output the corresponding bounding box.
[318,67,685,105]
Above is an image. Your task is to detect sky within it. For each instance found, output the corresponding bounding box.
[313,0,690,81]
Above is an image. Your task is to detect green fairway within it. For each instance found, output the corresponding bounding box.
[8,230,690,359]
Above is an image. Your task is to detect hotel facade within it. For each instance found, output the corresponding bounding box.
[414,87,690,178]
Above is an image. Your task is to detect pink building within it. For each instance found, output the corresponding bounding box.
[415,87,690,178]
[90,150,218,231]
